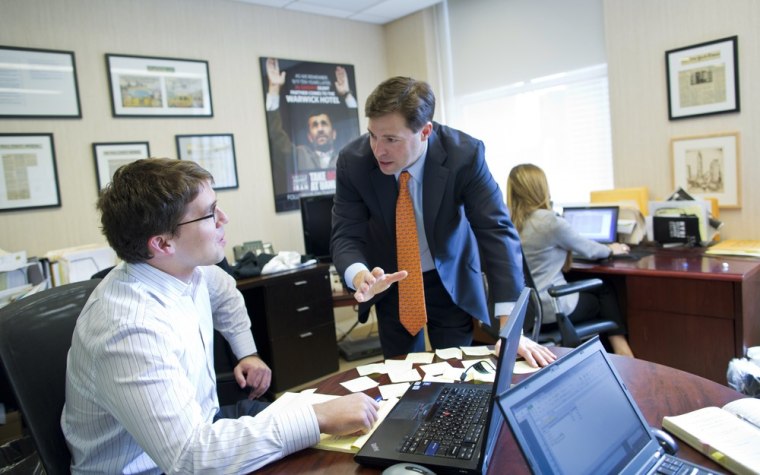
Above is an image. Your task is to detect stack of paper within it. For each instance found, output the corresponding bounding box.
[705,240,760,258]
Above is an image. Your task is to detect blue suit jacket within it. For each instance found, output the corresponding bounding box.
[330,122,524,325]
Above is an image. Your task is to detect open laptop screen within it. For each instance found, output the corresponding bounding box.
[498,339,654,475]
[562,206,619,244]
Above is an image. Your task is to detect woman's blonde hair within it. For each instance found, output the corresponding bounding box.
[506,163,552,231]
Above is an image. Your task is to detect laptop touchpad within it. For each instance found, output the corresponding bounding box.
[388,401,430,421]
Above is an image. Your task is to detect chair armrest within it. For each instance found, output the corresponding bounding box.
[547,278,603,298]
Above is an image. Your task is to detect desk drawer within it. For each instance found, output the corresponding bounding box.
[267,298,333,338]
[627,276,735,319]
[268,322,338,391]
[265,272,329,308]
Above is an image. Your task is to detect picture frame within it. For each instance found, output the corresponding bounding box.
[665,36,739,120]
[671,132,740,208]
[0,133,61,212]
[175,134,238,190]
[92,141,151,191]
[106,53,213,117]
[0,45,82,118]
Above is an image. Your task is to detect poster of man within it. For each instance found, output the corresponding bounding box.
[260,57,360,212]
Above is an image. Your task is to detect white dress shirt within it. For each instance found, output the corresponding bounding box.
[61,262,320,474]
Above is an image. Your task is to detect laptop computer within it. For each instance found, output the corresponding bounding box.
[496,337,718,475]
[354,287,530,474]
[562,206,619,244]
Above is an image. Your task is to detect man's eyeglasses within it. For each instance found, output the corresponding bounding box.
[176,207,218,227]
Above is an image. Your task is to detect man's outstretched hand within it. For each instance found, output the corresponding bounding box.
[352,267,407,303]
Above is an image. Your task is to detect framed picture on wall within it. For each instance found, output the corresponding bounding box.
[665,36,740,120]
[0,46,82,118]
[175,134,238,190]
[671,132,740,208]
[106,53,213,117]
[0,133,61,212]
[92,142,151,191]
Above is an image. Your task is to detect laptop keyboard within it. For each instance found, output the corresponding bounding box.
[398,386,490,460]
[655,455,716,475]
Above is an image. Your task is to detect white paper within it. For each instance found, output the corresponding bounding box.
[436,347,463,360]
[405,352,435,364]
[378,382,410,400]
[461,346,494,356]
[339,376,380,392]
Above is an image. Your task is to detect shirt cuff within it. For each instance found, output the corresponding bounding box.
[227,330,258,360]
[344,263,369,290]
[265,93,279,111]
[494,301,515,318]
[277,403,321,454]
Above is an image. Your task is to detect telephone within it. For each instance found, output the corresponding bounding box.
[233,241,274,262]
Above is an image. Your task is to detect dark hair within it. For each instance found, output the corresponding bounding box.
[97,158,214,263]
[364,76,435,132]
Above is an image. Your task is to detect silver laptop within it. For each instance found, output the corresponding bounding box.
[354,287,530,474]
[497,337,718,475]
[563,205,619,244]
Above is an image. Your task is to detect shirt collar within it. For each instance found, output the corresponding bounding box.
[126,262,200,300]
[395,140,428,183]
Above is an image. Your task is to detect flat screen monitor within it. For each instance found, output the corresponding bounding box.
[562,206,619,244]
[299,194,334,263]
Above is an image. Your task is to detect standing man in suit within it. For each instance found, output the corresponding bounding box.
[330,76,556,366]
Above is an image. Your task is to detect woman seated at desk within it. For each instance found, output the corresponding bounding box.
[507,163,634,357]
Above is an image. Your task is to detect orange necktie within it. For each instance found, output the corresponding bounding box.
[396,171,427,335]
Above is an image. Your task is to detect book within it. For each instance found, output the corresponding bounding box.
[705,240,760,258]
[662,398,760,475]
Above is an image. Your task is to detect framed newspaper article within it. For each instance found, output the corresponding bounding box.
[0,133,61,212]
[175,134,238,190]
[666,36,739,120]
[93,141,150,191]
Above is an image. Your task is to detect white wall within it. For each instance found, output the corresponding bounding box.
[604,0,759,238]
[0,0,387,258]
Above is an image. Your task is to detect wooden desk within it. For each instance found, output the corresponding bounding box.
[569,247,760,384]
[255,348,743,474]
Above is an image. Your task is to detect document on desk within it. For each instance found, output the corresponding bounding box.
[260,391,399,453]
[315,397,399,453]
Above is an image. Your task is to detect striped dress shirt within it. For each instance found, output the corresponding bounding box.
[61,262,320,474]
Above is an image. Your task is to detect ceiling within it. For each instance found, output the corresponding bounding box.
[230,0,443,25]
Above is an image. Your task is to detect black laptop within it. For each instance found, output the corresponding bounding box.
[497,337,718,475]
[354,287,530,474]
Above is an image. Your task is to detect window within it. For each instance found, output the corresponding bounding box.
[453,64,613,205]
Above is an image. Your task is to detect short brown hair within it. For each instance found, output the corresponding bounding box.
[365,77,435,132]
[97,158,213,263]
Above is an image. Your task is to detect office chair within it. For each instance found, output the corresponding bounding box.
[521,254,619,348]
[0,279,100,475]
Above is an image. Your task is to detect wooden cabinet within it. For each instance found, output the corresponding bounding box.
[237,264,339,392]
[570,248,760,384]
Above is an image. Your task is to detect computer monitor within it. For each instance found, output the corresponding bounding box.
[299,194,334,263]
[562,206,619,244]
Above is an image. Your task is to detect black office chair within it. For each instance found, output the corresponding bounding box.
[521,256,619,348]
[0,279,101,475]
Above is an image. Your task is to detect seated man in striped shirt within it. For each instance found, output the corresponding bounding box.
[61,158,378,474]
